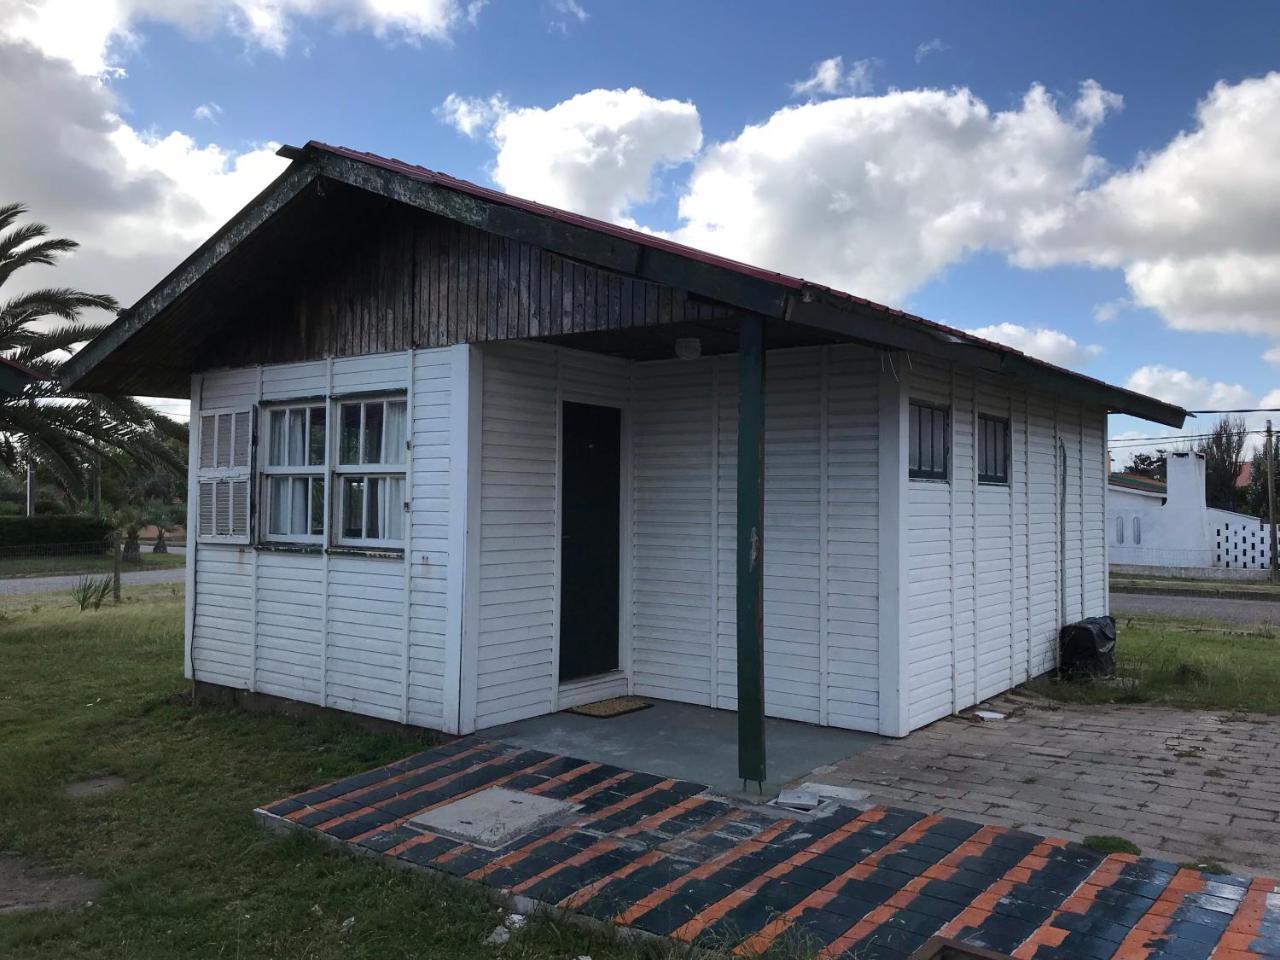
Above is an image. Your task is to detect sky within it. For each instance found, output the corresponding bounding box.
[1,0,1278,462]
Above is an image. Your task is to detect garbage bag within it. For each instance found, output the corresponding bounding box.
[1059,616,1116,679]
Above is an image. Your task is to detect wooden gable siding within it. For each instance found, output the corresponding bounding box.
[210,203,723,371]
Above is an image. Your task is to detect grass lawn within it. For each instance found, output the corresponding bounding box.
[0,551,185,579]
[1025,614,1280,713]
[0,585,683,960]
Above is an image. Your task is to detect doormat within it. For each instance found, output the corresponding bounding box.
[566,696,652,719]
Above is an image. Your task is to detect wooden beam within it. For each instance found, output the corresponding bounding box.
[736,313,766,786]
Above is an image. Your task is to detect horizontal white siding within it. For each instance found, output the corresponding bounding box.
[904,358,1109,729]
[634,344,880,732]
[472,343,630,730]
[189,349,457,730]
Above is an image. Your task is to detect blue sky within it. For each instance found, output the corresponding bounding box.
[2,0,1278,453]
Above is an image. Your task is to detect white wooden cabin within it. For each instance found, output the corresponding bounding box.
[65,142,1186,749]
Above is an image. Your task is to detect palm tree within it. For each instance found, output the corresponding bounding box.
[0,203,184,503]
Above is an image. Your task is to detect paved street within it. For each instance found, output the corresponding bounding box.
[813,691,1280,876]
[0,566,185,596]
[1111,591,1280,625]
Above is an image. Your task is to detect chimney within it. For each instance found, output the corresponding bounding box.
[1166,451,1206,510]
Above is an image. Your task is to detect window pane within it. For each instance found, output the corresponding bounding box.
[308,406,326,466]
[310,477,325,536]
[291,477,308,533]
[340,404,361,464]
[363,402,384,464]
[269,410,287,466]
[384,400,407,465]
[269,477,289,535]
[342,477,365,539]
[909,405,920,471]
[384,476,405,541]
[367,476,382,539]
[1134,517,1141,544]
[931,409,945,474]
[287,408,306,466]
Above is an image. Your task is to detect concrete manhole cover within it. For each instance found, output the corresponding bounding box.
[409,787,574,849]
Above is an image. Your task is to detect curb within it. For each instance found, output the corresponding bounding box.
[1111,584,1280,603]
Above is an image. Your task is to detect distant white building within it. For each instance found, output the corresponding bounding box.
[1109,451,1272,572]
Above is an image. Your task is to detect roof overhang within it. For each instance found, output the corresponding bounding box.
[61,141,1188,429]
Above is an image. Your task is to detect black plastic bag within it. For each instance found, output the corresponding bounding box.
[1059,616,1116,679]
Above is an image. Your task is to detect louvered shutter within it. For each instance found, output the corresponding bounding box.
[195,406,255,543]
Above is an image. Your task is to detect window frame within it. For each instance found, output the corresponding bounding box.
[331,395,409,550]
[259,401,328,546]
[196,406,253,544]
[908,399,950,482]
[977,413,1011,486]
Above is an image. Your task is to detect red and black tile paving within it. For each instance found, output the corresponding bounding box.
[256,739,1280,960]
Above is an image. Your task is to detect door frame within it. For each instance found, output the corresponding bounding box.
[552,390,631,711]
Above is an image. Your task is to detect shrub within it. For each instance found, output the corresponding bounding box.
[70,575,114,611]
[0,515,113,549]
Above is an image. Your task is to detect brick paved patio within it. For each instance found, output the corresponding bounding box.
[813,692,1280,876]
[257,738,1280,960]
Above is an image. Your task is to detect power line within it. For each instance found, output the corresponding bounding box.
[1186,408,1280,415]
[1108,428,1269,447]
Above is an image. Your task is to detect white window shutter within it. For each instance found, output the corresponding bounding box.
[196,405,255,544]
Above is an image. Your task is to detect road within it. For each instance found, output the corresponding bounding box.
[0,565,185,596]
[1111,591,1280,625]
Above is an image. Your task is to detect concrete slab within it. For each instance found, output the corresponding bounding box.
[409,787,574,849]
[481,698,881,798]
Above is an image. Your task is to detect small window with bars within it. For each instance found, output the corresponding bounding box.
[908,401,949,481]
[197,409,253,542]
[977,414,1010,485]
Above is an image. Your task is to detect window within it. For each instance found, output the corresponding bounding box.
[197,409,251,541]
[261,404,326,543]
[333,397,408,547]
[1115,516,1125,545]
[977,414,1010,485]
[909,401,949,480]
[1133,516,1141,545]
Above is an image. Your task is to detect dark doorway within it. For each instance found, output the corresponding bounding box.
[559,402,622,682]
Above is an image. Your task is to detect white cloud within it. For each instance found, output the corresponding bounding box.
[0,0,473,77]
[467,88,702,223]
[546,0,586,33]
[914,38,947,63]
[193,101,223,123]
[436,92,508,139]
[1092,298,1128,323]
[0,41,286,318]
[964,323,1101,368]
[1016,72,1280,336]
[1264,347,1280,368]
[1124,365,1253,411]
[790,56,875,98]
[671,81,1116,304]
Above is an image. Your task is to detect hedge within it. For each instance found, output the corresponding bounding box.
[0,515,114,548]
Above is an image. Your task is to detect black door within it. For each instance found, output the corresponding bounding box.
[559,401,621,682]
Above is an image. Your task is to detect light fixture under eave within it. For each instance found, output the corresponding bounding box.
[674,337,701,360]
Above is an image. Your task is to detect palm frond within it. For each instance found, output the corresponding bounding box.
[0,287,118,326]
[0,237,78,288]
[0,203,27,235]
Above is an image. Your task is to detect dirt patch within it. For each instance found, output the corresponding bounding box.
[0,855,102,914]
[64,775,127,799]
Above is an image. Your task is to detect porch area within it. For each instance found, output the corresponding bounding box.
[257,737,1280,960]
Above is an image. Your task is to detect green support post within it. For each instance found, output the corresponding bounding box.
[736,313,766,787]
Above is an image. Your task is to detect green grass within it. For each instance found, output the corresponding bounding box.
[1025,616,1280,713]
[0,586,694,960]
[0,551,185,579]
[1083,835,1142,856]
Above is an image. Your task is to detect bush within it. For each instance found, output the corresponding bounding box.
[70,575,114,611]
[0,515,113,548]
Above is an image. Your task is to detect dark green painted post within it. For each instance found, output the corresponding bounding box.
[736,313,766,786]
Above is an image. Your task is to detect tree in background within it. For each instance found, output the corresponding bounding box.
[1247,445,1278,520]
[1200,416,1247,512]
[1126,451,1166,481]
[0,203,185,501]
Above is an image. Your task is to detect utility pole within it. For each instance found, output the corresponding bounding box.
[1268,420,1278,583]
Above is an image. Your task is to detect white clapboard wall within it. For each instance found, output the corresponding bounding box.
[903,357,1108,730]
[188,347,461,730]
